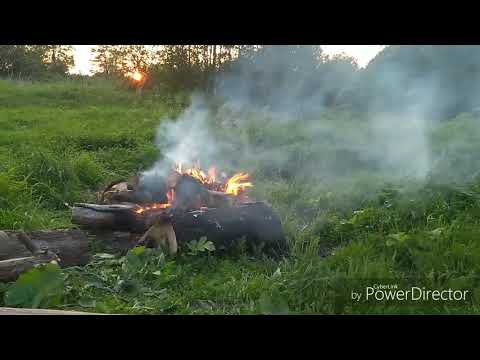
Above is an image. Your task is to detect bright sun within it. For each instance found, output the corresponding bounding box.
[132,71,143,82]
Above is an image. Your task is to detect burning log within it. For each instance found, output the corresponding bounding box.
[172,174,236,210]
[73,163,288,258]
[97,177,167,205]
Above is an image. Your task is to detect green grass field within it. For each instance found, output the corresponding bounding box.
[1,78,480,314]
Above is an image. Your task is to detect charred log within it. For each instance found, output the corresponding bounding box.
[171,202,289,258]
[173,174,209,210]
[71,202,289,258]
[98,177,168,205]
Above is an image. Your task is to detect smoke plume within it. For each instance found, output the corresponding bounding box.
[140,45,480,195]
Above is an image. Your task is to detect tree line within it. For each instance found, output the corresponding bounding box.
[2,45,480,120]
[90,45,360,108]
[92,45,480,120]
[90,45,259,91]
[0,45,74,79]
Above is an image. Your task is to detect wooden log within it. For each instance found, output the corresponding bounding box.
[71,206,117,229]
[0,230,90,267]
[72,203,142,232]
[0,252,59,282]
[0,231,31,260]
[87,229,140,254]
[14,231,38,254]
[72,202,289,258]
[171,202,289,257]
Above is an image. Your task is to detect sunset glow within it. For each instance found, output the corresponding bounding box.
[132,71,143,82]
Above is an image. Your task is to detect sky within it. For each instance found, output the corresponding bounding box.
[71,45,386,75]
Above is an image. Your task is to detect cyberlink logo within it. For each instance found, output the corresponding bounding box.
[351,284,469,302]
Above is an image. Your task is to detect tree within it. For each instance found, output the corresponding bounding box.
[116,45,157,74]
[91,45,158,77]
[0,45,73,79]
[91,45,123,76]
[40,45,75,74]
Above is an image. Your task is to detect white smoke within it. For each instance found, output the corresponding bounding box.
[140,45,479,193]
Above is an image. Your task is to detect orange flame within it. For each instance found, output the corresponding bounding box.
[134,202,170,214]
[208,167,216,183]
[175,161,216,185]
[225,172,253,196]
[134,189,175,214]
[173,162,252,195]
[135,162,253,215]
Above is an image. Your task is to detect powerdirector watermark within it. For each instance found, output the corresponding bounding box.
[352,283,469,303]
[333,278,477,311]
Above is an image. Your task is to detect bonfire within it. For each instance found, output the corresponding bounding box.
[0,162,288,283]
[71,161,288,258]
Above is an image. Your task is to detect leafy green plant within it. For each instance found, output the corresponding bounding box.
[4,262,64,309]
[186,237,216,256]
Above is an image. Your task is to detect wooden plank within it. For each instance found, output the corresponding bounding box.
[0,307,102,315]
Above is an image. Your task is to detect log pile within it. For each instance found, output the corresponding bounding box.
[75,172,289,257]
[0,170,289,282]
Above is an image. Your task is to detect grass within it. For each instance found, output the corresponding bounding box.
[1,78,480,314]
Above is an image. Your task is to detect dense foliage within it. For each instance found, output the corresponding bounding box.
[0,45,74,80]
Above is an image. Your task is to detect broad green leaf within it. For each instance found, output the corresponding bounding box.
[4,262,64,309]
[115,279,140,296]
[131,246,146,256]
[204,241,216,252]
